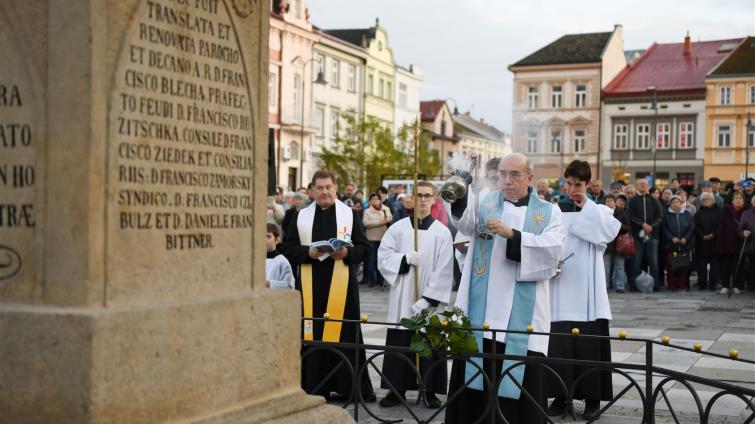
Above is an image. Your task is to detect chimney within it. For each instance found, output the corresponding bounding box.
[684,31,691,56]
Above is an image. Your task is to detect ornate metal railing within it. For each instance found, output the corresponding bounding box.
[301,316,755,424]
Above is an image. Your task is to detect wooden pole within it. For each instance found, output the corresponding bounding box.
[412,119,422,402]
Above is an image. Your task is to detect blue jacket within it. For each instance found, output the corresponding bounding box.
[662,209,695,251]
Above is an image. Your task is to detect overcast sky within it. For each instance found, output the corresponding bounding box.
[306,0,754,133]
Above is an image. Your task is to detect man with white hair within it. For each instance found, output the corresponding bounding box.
[535,178,552,202]
[445,153,564,424]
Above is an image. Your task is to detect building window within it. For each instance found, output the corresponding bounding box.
[550,130,561,153]
[678,122,694,149]
[749,127,755,148]
[527,130,538,153]
[268,72,277,107]
[750,85,755,104]
[574,130,585,153]
[656,123,671,149]
[315,54,325,76]
[330,108,340,140]
[368,74,374,94]
[315,105,325,138]
[717,124,731,147]
[292,73,301,120]
[636,123,650,149]
[551,85,562,108]
[379,79,384,98]
[348,64,356,92]
[441,121,447,136]
[614,124,628,149]
[399,83,407,108]
[331,59,340,88]
[719,86,732,105]
[575,84,587,108]
[527,86,539,109]
[386,82,392,100]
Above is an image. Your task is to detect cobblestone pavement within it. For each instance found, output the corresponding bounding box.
[327,281,755,423]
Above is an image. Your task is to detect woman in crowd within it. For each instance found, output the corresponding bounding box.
[731,196,755,294]
[679,189,696,216]
[363,193,393,287]
[694,192,720,291]
[662,195,694,291]
[660,189,673,209]
[603,194,631,293]
[717,191,747,292]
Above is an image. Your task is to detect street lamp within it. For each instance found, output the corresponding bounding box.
[647,86,658,188]
[747,113,752,180]
[291,56,327,187]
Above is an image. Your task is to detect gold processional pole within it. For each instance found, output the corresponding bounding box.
[411,119,422,401]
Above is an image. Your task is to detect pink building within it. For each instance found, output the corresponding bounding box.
[269,0,319,190]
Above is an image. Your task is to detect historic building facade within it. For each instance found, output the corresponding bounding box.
[601,36,741,188]
[704,37,755,182]
[509,25,626,181]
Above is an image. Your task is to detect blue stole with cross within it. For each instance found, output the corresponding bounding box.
[465,188,552,399]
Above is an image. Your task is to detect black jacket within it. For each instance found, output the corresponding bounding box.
[694,204,720,256]
[627,193,663,239]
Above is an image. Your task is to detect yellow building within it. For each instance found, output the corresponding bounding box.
[326,18,395,130]
[705,37,755,182]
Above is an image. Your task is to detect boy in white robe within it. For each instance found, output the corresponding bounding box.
[445,153,564,424]
[378,181,454,408]
[265,223,294,289]
[546,160,620,421]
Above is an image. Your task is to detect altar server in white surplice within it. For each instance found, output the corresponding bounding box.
[444,153,564,424]
[377,181,454,409]
[545,160,620,421]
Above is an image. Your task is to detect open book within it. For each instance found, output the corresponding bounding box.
[311,238,354,253]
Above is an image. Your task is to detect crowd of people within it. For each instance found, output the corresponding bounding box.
[536,175,755,294]
[266,172,755,296]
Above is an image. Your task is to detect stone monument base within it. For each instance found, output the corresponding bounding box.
[0,290,354,423]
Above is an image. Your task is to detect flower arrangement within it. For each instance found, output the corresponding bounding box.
[399,307,478,358]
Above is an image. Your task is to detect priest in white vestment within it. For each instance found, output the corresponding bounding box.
[445,153,564,424]
[546,161,620,421]
[377,181,454,409]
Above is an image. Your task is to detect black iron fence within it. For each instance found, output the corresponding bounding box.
[301,316,755,424]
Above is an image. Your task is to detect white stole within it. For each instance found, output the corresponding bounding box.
[297,199,354,245]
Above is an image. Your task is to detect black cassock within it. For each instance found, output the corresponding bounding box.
[282,204,375,399]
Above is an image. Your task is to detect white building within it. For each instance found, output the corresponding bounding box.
[311,30,367,167]
[394,64,423,134]
[454,112,512,172]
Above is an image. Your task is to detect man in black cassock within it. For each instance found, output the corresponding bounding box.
[282,170,376,402]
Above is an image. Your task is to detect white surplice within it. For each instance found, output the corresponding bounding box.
[266,254,294,289]
[550,199,620,322]
[452,191,564,355]
[378,217,455,323]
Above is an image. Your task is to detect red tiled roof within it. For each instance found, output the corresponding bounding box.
[604,38,743,97]
[419,100,447,122]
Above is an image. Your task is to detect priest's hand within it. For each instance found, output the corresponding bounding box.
[405,251,420,266]
[308,247,321,259]
[485,219,514,239]
[411,298,431,315]
[331,247,349,260]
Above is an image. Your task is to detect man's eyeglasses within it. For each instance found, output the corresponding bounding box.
[416,193,434,200]
[498,170,527,180]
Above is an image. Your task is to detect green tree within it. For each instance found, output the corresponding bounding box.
[319,114,442,192]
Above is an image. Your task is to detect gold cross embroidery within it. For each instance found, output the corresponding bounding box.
[532,212,545,229]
